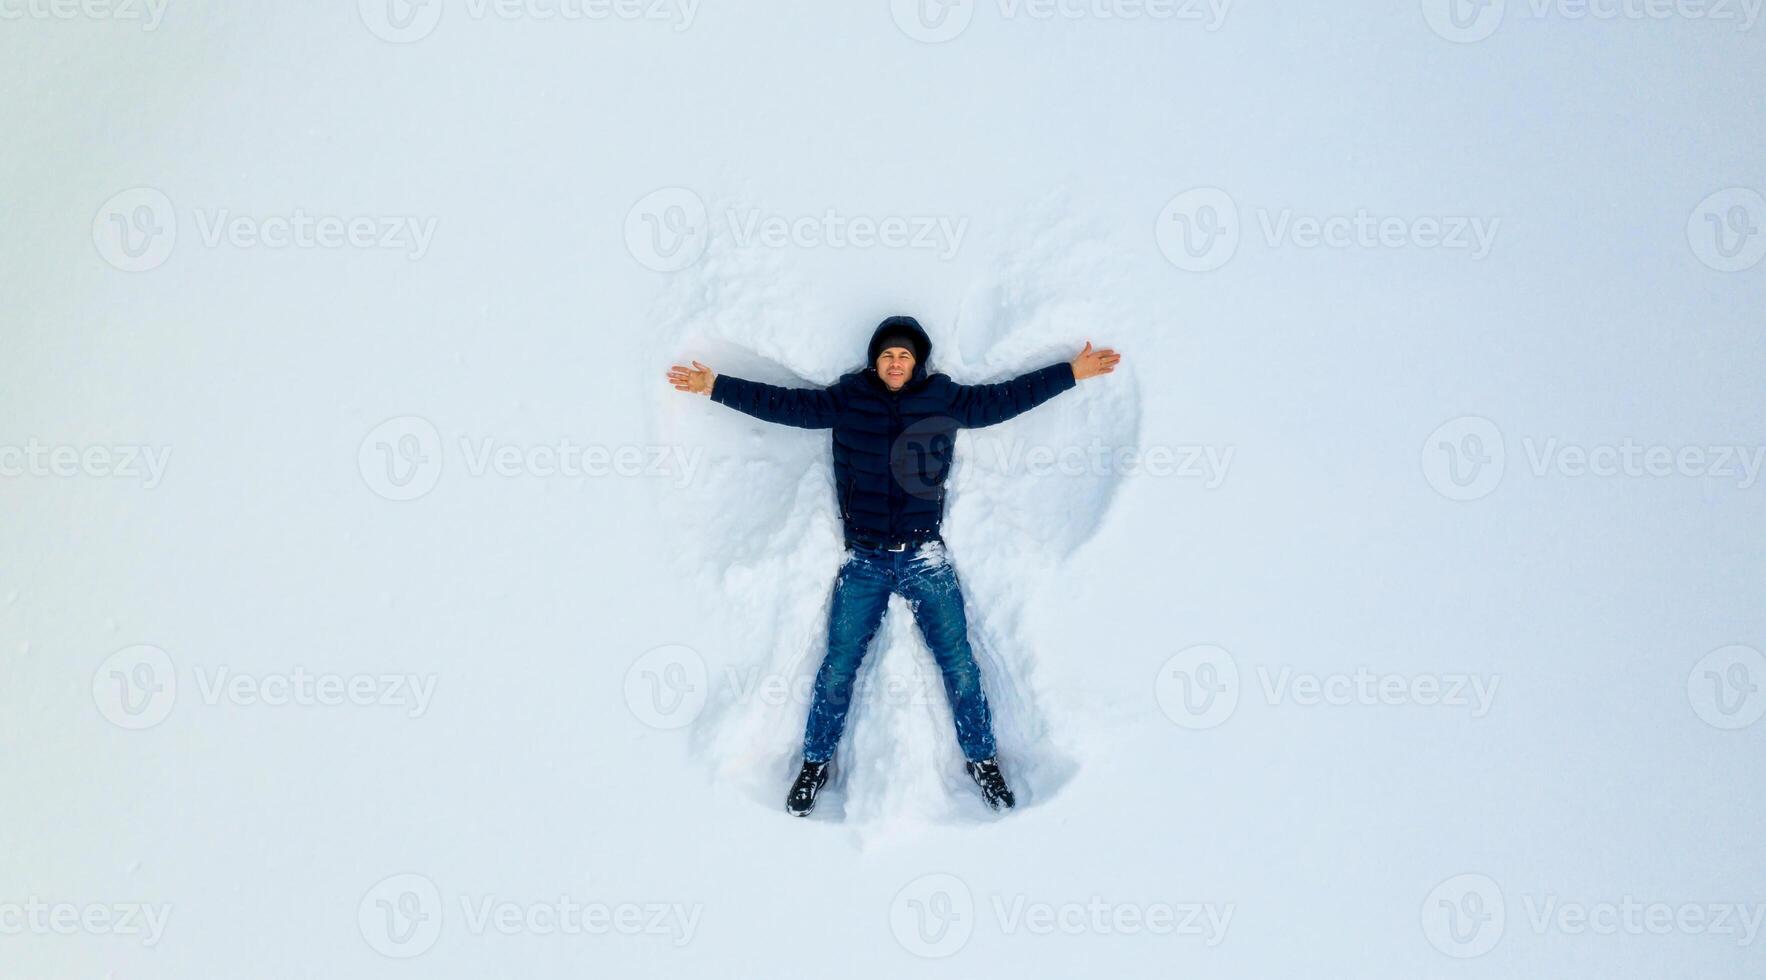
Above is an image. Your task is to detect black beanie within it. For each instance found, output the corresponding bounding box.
[867,315,932,366]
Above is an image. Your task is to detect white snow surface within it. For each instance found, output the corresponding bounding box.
[5,4,1765,980]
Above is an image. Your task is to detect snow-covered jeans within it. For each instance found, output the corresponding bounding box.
[802,540,998,764]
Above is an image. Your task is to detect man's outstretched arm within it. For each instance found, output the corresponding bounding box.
[946,342,1122,429]
[666,360,841,429]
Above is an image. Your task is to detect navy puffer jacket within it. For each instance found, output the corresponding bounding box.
[708,317,1077,546]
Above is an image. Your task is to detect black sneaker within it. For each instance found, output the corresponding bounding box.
[965,758,1016,811]
[785,760,831,817]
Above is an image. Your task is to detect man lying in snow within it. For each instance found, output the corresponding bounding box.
[667,316,1121,816]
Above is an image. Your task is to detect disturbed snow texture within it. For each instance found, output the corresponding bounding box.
[649,204,1140,838]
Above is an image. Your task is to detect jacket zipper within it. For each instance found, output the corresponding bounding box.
[886,396,903,538]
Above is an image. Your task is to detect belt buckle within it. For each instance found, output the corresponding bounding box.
[887,541,908,552]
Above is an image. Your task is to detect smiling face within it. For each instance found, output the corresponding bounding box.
[875,346,916,391]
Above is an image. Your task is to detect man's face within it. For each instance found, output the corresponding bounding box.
[876,346,916,390]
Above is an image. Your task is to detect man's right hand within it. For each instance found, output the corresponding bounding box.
[1070,341,1122,381]
[666,361,716,396]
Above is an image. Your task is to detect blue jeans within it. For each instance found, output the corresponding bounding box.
[802,540,998,764]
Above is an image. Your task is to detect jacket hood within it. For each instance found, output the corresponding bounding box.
[866,316,933,388]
